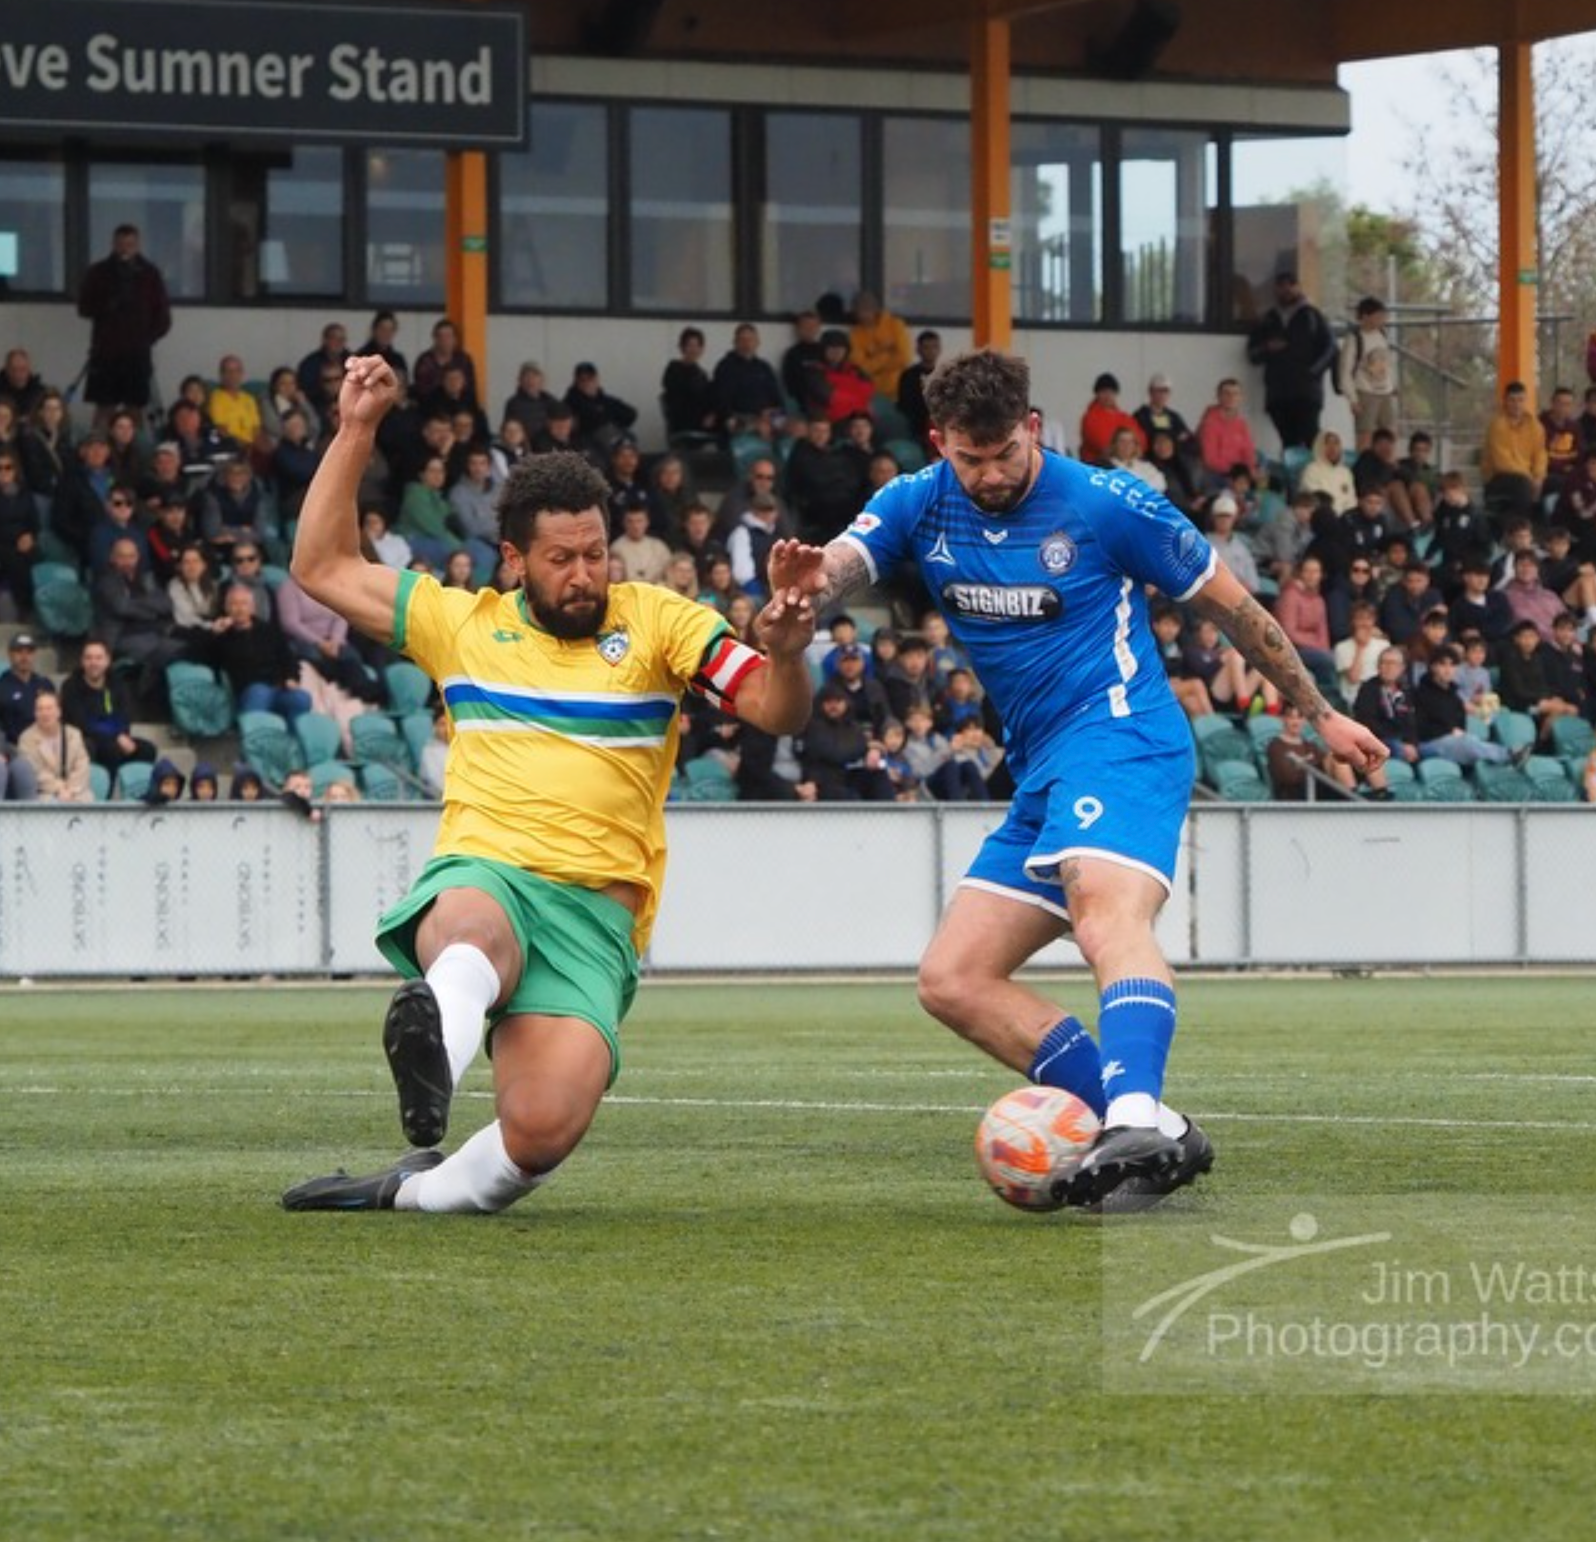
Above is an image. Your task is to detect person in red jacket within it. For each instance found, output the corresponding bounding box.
[1078,373,1144,466]
[817,331,876,424]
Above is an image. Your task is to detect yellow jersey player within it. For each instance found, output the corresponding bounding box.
[282,356,815,1215]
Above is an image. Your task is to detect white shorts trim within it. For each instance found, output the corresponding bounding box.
[1021,845,1174,898]
[956,876,1072,923]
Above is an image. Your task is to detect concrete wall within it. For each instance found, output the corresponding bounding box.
[0,802,1587,978]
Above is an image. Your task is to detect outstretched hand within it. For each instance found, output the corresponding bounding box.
[1316,710,1389,774]
[752,585,816,661]
[766,538,829,599]
[337,355,402,431]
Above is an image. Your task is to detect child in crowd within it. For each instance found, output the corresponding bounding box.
[1151,605,1213,720]
[919,609,969,689]
[876,718,919,802]
[821,614,867,677]
[935,668,984,734]
[902,705,982,801]
[190,763,219,801]
[231,765,266,801]
[1453,632,1497,724]
[143,758,186,805]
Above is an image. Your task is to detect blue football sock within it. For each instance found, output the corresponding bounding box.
[1098,977,1177,1118]
[1028,1015,1107,1118]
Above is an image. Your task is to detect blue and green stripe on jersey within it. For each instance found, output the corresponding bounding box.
[442,678,678,746]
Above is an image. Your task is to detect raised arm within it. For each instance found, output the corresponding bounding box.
[735,585,817,735]
[1187,563,1388,772]
[765,536,874,614]
[289,356,402,643]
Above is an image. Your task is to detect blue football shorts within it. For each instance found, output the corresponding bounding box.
[962,702,1194,920]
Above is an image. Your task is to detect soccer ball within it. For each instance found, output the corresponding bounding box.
[974,1086,1101,1211]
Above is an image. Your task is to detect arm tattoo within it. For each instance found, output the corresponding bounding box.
[1189,587,1335,723]
[813,540,872,611]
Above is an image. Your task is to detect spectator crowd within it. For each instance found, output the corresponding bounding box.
[3,237,1595,809]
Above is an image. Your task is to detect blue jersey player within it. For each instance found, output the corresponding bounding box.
[769,351,1386,1208]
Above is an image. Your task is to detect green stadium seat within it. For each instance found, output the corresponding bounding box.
[165,661,234,738]
[309,759,358,796]
[1523,755,1578,802]
[349,712,409,769]
[871,394,913,443]
[1417,757,1472,801]
[1550,716,1595,761]
[1194,719,1254,783]
[1473,762,1535,803]
[359,761,403,801]
[385,661,433,717]
[1211,759,1271,801]
[33,568,93,640]
[1492,711,1537,754]
[883,437,927,473]
[238,710,305,787]
[115,762,150,801]
[88,762,112,802]
[399,709,436,770]
[677,756,738,801]
[293,711,343,767]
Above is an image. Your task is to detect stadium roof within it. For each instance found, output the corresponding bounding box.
[521,0,1596,79]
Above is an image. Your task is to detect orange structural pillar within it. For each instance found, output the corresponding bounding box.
[1498,43,1537,406]
[971,17,1013,352]
[446,151,490,390]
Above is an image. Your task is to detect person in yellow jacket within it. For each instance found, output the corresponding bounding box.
[848,290,912,399]
[1481,380,1549,526]
[206,355,264,452]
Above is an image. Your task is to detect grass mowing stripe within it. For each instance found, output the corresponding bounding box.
[5,976,1596,1542]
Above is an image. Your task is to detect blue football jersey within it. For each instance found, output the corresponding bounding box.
[838,451,1215,772]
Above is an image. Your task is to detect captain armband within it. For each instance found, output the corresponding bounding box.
[688,634,764,713]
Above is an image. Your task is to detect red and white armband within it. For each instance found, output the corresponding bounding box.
[689,634,764,714]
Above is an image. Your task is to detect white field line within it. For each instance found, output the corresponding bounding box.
[4,1084,1591,1133]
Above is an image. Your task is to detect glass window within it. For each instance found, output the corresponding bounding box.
[0,158,66,293]
[259,149,344,298]
[365,150,446,305]
[88,163,206,299]
[1228,134,1348,324]
[1012,123,1101,324]
[1119,128,1213,325]
[630,107,733,312]
[499,102,608,309]
[764,113,862,317]
[883,117,971,321]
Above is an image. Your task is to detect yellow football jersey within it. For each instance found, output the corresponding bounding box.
[392,571,733,952]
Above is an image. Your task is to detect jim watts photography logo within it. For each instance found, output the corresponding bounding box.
[1133,1212,1391,1363]
[1103,1200,1596,1395]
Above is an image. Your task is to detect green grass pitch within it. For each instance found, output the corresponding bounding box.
[3,976,1594,1541]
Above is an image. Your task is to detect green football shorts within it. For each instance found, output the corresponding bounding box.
[375,854,639,1085]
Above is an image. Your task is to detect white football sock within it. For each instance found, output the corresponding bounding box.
[1104,1092,1159,1129]
[394,1121,550,1213]
[424,943,501,1089]
[1155,1102,1190,1139]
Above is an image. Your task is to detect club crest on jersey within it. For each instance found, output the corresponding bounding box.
[596,629,631,665]
[1039,530,1077,575]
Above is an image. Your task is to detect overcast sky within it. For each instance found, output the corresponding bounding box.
[1339,36,1596,216]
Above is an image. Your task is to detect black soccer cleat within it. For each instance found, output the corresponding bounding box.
[281,1149,445,1212]
[1095,1117,1216,1214]
[1055,1123,1183,1209]
[383,980,453,1148]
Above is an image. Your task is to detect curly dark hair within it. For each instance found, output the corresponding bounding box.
[923,349,1031,443]
[497,452,611,548]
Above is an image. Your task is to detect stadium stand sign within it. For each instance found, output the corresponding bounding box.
[0,0,528,148]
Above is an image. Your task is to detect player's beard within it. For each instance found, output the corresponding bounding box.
[966,450,1038,514]
[527,582,608,639]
